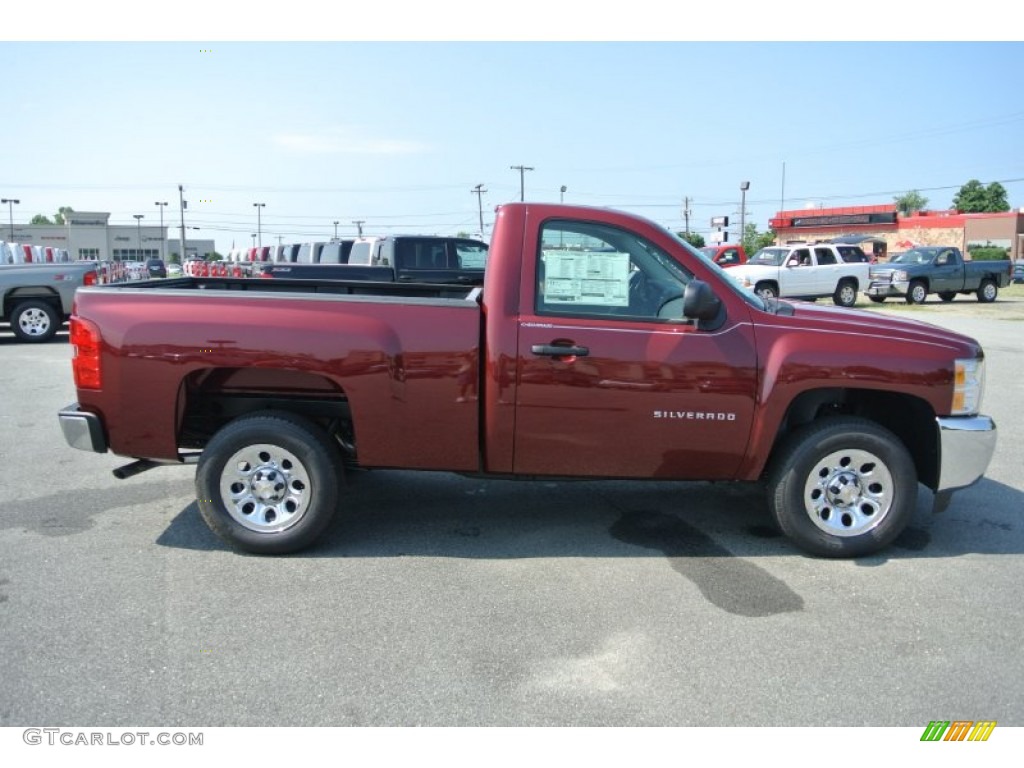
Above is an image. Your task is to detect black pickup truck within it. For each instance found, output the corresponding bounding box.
[865,246,1012,304]
[261,235,488,285]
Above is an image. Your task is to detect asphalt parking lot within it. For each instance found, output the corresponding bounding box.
[1,296,1022,727]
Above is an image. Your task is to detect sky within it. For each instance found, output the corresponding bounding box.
[3,6,1023,256]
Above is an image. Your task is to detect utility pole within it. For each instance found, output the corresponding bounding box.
[333,220,339,239]
[510,165,533,202]
[682,196,692,235]
[471,184,486,237]
[178,185,187,263]
[155,201,168,260]
[352,220,365,237]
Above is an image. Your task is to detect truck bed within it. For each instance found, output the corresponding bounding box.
[123,275,481,301]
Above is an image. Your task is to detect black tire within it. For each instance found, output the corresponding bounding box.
[755,282,778,300]
[905,280,927,305]
[765,417,917,558]
[938,292,956,303]
[868,296,886,304]
[977,279,997,303]
[10,299,60,343]
[195,411,342,554]
[832,279,858,307]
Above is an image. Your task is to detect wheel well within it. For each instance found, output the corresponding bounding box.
[4,290,62,319]
[772,388,938,489]
[755,280,779,292]
[176,368,357,460]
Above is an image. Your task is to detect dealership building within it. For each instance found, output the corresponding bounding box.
[769,204,1024,262]
[1,211,215,262]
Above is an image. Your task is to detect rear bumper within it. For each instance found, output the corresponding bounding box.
[58,403,108,453]
[935,415,996,492]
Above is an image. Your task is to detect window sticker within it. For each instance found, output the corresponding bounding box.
[542,249,630,306]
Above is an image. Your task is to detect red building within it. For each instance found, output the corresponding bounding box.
[770,204,1024,262]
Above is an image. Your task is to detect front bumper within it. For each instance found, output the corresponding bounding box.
[58,403,108,453]
[935,415,997,492]
[865,279,909,298]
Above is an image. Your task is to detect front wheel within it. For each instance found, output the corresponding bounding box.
[833,280,858,307]
[10,300,60,342]
[977,279,998,303]
[766,417,917,558]
[195,411,342,554]
[755,282,778,300]
[905,280,928,305]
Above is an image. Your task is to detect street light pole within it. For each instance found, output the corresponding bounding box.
[155,201,168,260]
[133,214,144,261]
[253,203,265,249]
[560,185,567,203]
[510,165,534,202]
[250,233,257,249]
[178,185,187,263]
[333,221,339,239]
[1,198,19,241]
[739,181,750,247]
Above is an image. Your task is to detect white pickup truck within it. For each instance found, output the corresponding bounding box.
[727,243,871,307]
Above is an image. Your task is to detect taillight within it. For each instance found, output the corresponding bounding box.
[70,317,102,390]
[83,270,98,286]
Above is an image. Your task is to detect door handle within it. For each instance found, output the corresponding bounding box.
[531,344,590,357]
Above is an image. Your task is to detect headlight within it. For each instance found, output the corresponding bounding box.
[892,270,909,282]
[952,357,985,415]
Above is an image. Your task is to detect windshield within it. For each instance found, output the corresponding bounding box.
[890,249,931,265]
[670,232,767,312]
[749,247,788,266]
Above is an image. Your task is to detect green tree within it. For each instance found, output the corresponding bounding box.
[55,206,74,225]
[742,223,776,254]
[31,214,54,225]
[953,180,1009,213]
[677,231,705,248]
[894,190,928,215]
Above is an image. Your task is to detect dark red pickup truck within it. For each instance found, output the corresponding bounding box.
[59,203,997,558]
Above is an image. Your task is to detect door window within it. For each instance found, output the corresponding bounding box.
[536,220,691,322]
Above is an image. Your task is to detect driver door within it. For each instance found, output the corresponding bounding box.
[513,218,757,480]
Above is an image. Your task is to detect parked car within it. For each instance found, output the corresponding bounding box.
[145,258,167,278]
[865,247,1012,304]
[166,263,183,277]
[726,243,870,306]
[699,244,748,268]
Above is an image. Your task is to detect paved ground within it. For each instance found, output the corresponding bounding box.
[0,298,1021,727]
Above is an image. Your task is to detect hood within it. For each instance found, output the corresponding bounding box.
[774,301,983,359]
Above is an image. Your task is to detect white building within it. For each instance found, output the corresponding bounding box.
[3,211,215,262]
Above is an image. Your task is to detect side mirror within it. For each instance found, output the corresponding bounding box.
[683,280,725,330]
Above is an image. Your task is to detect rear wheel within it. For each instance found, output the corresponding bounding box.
[10,299,60,343]
[766,417,917,558]
[906,280,927,305]
[833,280,858,307]
[195,411,342,554]
[977,279,998,303]
[938,292,956,303]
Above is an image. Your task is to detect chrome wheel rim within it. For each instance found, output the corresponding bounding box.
[840,285,856,305]
[983,283,996,300]
[219,443,311,533]
[803,448,894,537]
[911,285,926,303]
[757,286,776,300]
[18,308,51,336]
